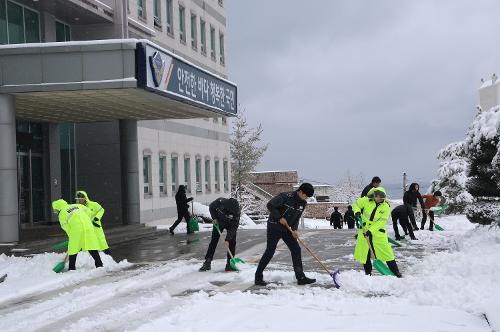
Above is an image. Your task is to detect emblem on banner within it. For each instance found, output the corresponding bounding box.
[149,51,165,87]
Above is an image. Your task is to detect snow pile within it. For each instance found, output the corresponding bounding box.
[0,252,131,304]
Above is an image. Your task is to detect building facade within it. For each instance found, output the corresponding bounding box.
[0,0,233,241]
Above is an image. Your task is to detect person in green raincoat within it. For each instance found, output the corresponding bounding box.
[75,191,110,255]
[52,199,103,270]
[353,187,402,277]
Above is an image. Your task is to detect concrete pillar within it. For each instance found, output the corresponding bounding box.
[119,119,140,224]
[43,123,62,223]
[0,95,19,243]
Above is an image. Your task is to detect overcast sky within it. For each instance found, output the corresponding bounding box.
[225,0,500,185]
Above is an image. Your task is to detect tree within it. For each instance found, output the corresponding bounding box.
[230,110,268,199]
[328,170,365,204]
[463,106,500,225]
[428,141,473,214]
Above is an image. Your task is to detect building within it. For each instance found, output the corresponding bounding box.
[0,0,235,243]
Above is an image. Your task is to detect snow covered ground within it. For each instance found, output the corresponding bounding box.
[0,215,498,331]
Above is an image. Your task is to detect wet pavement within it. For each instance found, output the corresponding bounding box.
[110,227,444,274]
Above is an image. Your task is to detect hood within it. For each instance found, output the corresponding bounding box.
[409,183,419,192]
[367,187,387,200]
[75,190,90,205]
[52,199,68,212]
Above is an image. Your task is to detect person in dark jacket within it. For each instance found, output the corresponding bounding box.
[361,176,382,197]
[254,183,316,286]
[199,198,241,272]
[169,185,193,235]
[391,205,417,240]
[403,183,425,231]
[330,207,343,229]
[344,205,356,229]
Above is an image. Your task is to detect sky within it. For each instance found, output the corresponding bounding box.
[225,0,500,185]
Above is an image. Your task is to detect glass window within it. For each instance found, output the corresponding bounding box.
[179,5,185,43]
[171,155,178,193]
[56,21,71,42]
[190,13,197,50]
[153,0,161,28]
[159,156,166,194]
[223,160,229,192]
[205,159,211,192]
[143,156,151,194]
[200,18,206,55]
[219,31,225,65]
[137,0,145,19]
[222,117,227,125]
[215,159,220,192]
[195,158,202,192]
[166,0,173,34]
[184,156,191,193]
[210,25,216,60]
[7,1,23,44]
[24,7,39,43]
[0,0,7,44]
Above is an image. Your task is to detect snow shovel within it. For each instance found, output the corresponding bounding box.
[356,215,394,276]
[364,234,395,276]
[213,222,245,271]
[388,237,402,247]
[188,202,199,232]
[284,223,340,288]
[49,240,68,250]
[53,253,68,273]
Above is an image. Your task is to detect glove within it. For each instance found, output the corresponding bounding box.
[92,221,101,228]
[355,212,361,221]
[364,230,372,237]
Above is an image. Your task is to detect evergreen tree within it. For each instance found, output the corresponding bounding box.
[464,106,500,224]
[429,141,472,214]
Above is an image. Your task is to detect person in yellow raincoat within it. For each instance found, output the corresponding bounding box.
[353,187,402,277]
[52,199,103,270]
[75,191,110,254]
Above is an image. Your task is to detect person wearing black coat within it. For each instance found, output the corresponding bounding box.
[330,207,343,229]
[254,183,317,286]
[344,205,356,229]
[403,183,425,231]
[199,197,241,272]
[361,176,382,197]
[169,185,193,235]
[391,204,417,240]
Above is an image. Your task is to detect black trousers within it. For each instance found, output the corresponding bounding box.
[421,210,435,230]
[170,211,191,233]
[391,211,415,239]
[204,225,236,265]
[347,222,355,229]
[255,222,305,280]
[333,222,342,229]
[363,235,400,276]
[69,250,103,270]
[405,204,419,230]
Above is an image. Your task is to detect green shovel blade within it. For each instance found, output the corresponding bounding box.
[50,240,68,249]
[388,237,402,247]
[52,261,66,273]
[229,257,245,271]
[434,223,444,231]
[373,259,395,276]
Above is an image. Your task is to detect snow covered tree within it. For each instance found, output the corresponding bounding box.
[328,171,365,203]
[464,106,500,225]
[230,110,268,199]
[428,141,473,214]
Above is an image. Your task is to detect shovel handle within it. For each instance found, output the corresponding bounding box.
[213,221,235,259]
[283,223,331,275]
